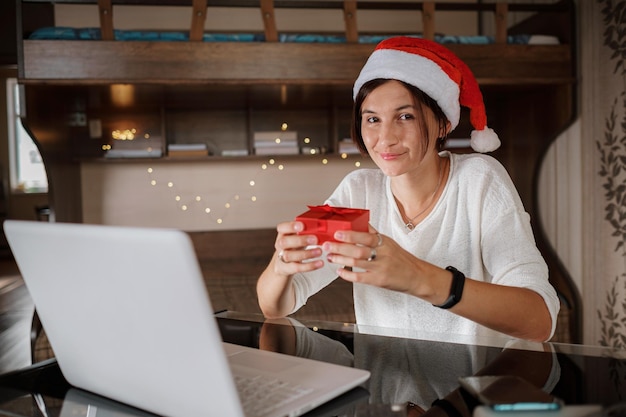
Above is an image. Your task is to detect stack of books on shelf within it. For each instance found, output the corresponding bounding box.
[254,131,299,156]
[338,138,360,155]
[105,136,163,159]
[105,148,163,159]
[221,149,249,157]
[167,143,208,157]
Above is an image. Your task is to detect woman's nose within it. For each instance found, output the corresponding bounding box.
[377,122,399,146]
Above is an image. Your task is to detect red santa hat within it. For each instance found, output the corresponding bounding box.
[353,36,501,153]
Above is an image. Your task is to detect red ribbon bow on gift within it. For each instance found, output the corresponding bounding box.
[307,205,363,216]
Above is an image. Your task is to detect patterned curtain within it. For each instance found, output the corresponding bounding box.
[582,0,626,354]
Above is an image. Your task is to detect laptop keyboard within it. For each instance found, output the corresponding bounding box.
[235,374,314,417]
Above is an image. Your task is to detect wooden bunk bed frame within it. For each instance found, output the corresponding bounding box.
[17,0,574,85]
[15,0,580,343]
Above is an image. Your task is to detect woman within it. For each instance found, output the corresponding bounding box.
[256,36,560,342]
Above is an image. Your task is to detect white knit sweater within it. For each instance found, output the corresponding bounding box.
[290,152,560,340]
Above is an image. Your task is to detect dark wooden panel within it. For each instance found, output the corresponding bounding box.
[21,41,573,86]
[188,228,276,261]
[21,41,373,84]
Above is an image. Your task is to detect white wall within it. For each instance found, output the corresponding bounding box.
[54,3,479,35]
[81,156,376,231]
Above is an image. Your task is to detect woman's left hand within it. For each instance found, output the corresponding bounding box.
[322,226,440,297]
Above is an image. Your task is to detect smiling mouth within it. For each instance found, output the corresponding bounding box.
[380,152,403,160]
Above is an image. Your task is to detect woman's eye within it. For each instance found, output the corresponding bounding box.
[399,113,414,120]
[365,116,378,123]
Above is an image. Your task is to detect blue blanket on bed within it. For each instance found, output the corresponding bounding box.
[28,27,532,44]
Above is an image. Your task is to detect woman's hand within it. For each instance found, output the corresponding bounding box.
[257,221,325,319]
[324,227,554,341]
[273,221,324,275]
[323,226,446,300]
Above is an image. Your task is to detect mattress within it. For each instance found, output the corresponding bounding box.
[28,27,559,45]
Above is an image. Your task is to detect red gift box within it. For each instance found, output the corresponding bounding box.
[296,204,370,243]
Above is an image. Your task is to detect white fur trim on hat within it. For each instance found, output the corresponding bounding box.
[353,48,461,129]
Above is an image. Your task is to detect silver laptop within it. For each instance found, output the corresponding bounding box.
[4,220,370,417]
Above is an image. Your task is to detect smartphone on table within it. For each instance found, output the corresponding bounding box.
[458,375,562,412]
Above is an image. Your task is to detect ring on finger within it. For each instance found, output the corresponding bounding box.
[367,248,377,262]
[278,250,289,263]
[375,233,383,247]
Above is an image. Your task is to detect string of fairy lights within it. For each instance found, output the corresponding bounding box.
[104,119,365,226]
[145,154,363,226]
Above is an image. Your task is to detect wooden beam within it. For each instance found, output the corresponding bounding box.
[495,2,508,44]
[343,0,358,43]
[260,0,278,42]
[98,0,114,40]
[21,41,573,86]
[422,2,435,41]
[190,0,207,42]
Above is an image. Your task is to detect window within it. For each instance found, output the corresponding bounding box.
[6,78,48,193]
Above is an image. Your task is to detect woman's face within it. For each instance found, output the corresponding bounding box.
[360,80,440,177]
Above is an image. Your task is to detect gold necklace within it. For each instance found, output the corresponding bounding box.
[402,160,445,231]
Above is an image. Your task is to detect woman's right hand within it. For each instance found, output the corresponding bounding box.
[272,221,324,275]
[257,221,323,319]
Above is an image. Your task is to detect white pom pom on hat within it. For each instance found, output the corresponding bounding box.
[353,36,501,153]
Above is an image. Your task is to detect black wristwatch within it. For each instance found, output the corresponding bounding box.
[433,266,465,309]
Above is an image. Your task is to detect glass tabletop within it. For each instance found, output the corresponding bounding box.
[0,311,624,417]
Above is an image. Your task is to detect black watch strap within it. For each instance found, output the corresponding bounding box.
[433,266,465,309]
